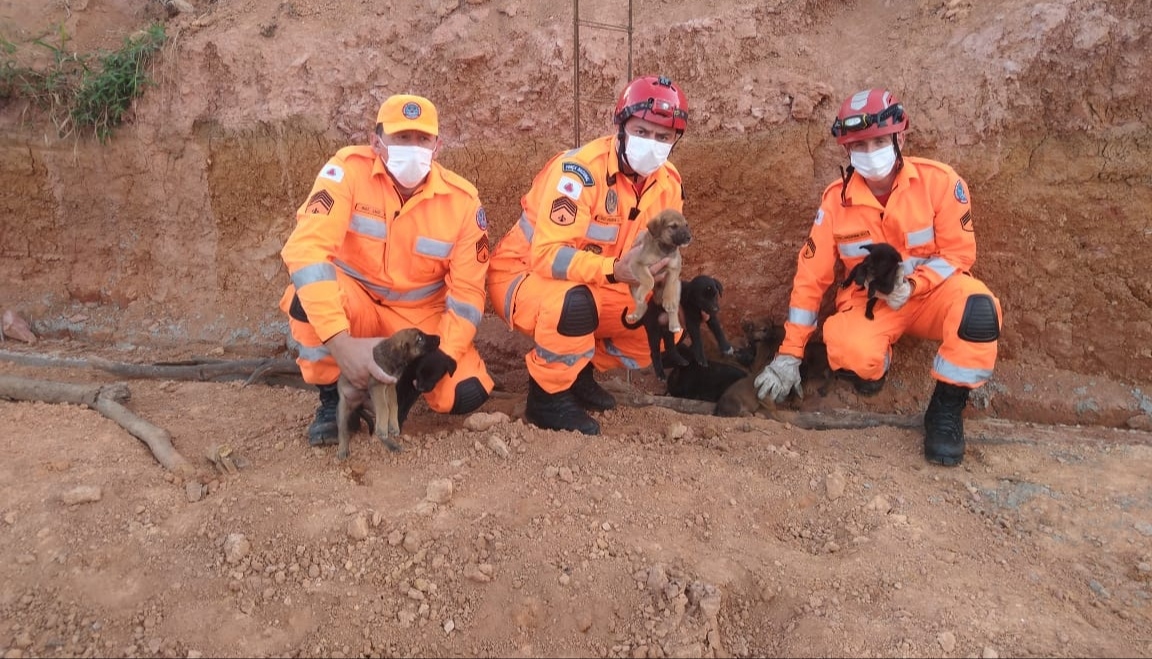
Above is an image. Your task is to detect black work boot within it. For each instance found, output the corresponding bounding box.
[570,363,617,412]
[525,376,601,435]
[307,383,341,446]
[840,370,886,397]
[923,381,971,466]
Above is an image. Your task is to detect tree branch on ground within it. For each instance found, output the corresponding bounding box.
[0,374,196,476]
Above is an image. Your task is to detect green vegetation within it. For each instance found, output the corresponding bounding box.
[0,22,166,143]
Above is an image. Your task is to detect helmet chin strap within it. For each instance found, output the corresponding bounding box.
[892,133,905,173]
[615,126,637,176]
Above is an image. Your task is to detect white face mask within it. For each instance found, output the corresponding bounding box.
[850,144,898,180]
[624,134,673,177]
[385,145,434,188]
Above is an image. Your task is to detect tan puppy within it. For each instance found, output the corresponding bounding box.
[335,328,440,461]
[626,208,692,332]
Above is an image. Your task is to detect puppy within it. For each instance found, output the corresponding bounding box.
[625,209,692,332]
[622,291,687,380]
[679,275,735,367]
[665,346,748,401]
[335,328,441,461]
[715,321,784,417]
[841,242,903,320]
[715,327,831,418]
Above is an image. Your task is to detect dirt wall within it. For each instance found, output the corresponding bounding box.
[0,0,1149,385]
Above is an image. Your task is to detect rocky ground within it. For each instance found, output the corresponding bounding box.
[2,334,1152,658]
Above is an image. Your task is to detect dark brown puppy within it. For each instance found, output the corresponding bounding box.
[335,328,440,461]
[715,330,832,418]
[625,209,692,332]
[841,242,903,320]
[715,321,783,418]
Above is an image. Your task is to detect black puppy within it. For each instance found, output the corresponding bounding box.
[679,275,735,367]
[623,274,739,380]
[665,344,748,402]
[621,283,689,381]
[842,243,903,320]
[666,319,783,402]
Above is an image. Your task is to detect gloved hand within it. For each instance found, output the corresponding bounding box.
[878,278,914,311]
[412,348,458,392]
[754,354,803,403]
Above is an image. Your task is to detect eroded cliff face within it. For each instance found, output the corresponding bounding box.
[1,0,1149,386]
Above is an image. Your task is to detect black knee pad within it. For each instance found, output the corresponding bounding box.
[957,294,1000,343]
[557,285,598,337]
[288,293,310,323]
[451,377,489,415]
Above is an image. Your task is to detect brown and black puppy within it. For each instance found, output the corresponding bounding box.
[335,328,441,461]
[842,243,903,320]
[625,209,692,332]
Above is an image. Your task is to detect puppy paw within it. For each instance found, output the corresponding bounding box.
[375,427,403,451]
[336,448,350,461]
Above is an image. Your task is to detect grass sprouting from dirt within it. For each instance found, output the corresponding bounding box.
[0,22,166,143]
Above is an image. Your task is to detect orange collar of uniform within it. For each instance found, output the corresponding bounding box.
[371,157,451,198]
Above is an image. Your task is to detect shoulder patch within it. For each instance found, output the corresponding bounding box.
[813,208,825,226]
[954,179,969,204]
[306,190,335,215]
[474,234,490,262]
[557,175,583,201]
[562,162,595,187]
[960,210,974,233]
[549,197,577,226]
[319,163,344,183]
[475,207,488,231]
[802,236,817,259]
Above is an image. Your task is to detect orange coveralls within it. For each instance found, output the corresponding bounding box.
[779,156,1001,387]
[279,146,493,412]
[487,135,684,393]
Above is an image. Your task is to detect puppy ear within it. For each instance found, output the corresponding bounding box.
[715,279,724,296]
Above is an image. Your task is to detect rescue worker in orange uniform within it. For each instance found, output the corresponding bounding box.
[280,94,494,446]
[487,75,689,435]
[755,88,1002,466]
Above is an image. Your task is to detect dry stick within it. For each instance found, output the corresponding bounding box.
[0,374,196,476]
[0,349,302,386]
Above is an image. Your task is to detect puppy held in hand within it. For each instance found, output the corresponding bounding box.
[841,242,903,320]
[680,274,734,367]
[625,208,692,332]
[335,328,441,461]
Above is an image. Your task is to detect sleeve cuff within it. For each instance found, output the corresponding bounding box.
[604,258,619,284]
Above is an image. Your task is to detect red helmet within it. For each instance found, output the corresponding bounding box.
[613,75,689,134]
[830,88,908,145]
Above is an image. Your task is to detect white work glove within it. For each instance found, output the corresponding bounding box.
[754,354,803,404]
[878,278,914,311]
